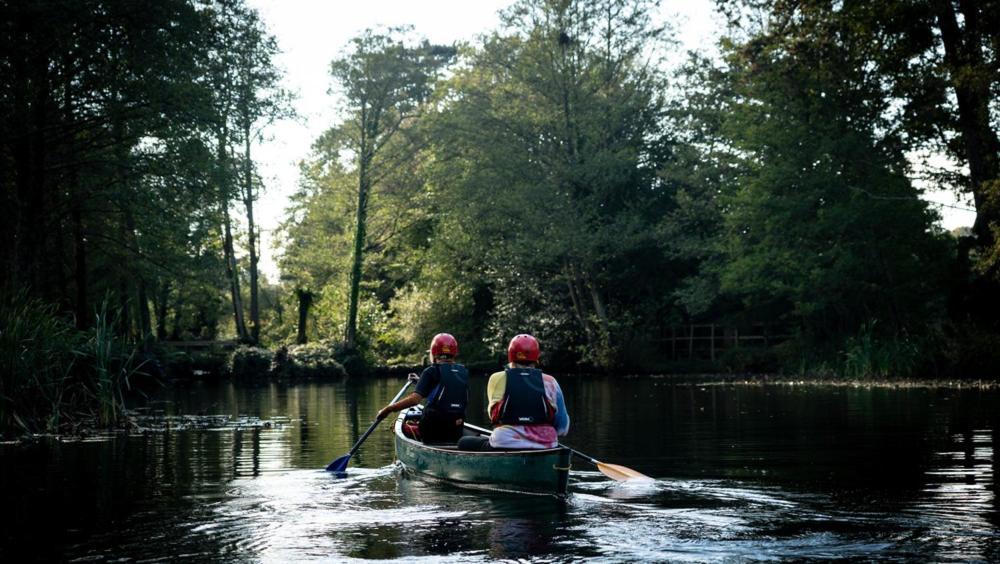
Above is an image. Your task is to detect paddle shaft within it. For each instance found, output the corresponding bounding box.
[345,380,413,458]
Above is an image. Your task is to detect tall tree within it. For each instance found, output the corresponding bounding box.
[705,0,951,351]
[327,27,453,349]
[423,0,675,366]
[717,0,1000,323]
[230,7,290,344]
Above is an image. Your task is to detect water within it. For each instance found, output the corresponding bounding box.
[1,376,998,561]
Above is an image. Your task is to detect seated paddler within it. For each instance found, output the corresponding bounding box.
[458,333,569,451]
[377,333,469,444]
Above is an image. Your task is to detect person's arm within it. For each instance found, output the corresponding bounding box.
[376,372,423,420]
[486,371,505,424]
[551,378,570,436]
[377,391,423,420]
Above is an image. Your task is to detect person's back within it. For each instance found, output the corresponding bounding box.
[460,334,569,450]
[377,333,468,444]
[415,356,469,443]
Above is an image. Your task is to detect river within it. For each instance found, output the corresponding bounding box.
[1,376,998,561]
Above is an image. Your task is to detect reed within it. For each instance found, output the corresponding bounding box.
[0,293,79,434]
[842,321,921,379]
[84,299,145,427]
[0,294,146,436]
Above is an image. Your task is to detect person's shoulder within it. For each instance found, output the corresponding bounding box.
[487,369,506,379]
[542,372,563,388]
[420,365,438,376]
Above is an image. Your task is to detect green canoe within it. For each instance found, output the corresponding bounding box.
[393,411,572,496]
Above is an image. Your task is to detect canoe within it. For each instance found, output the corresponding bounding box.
[393,408,572,496]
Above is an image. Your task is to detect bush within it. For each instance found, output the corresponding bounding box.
[227,346,273,379]
[331,341,369,377]
[935,322,1000,379]
[272,342,347,378]
[0,294,146,436]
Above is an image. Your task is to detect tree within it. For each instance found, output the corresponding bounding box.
[716,0,1000,324]
[327,27,453,350]
[703,1,951,356]
[230,7,291,344]
[421,0,676,367]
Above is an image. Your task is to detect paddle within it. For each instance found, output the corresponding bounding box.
[462,422,652,482]
[326,379,413,473]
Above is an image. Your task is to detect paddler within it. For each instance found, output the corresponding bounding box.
[377,333,469,444]
[458,333,569,450]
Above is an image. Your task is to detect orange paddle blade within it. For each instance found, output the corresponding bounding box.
[596,461,653,482]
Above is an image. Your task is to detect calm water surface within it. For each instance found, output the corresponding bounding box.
[2,376,999,562]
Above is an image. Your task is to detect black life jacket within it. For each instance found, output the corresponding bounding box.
[498,367,553,425]
[425,363,469,417]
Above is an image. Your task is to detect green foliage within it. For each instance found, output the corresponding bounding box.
[227,345,273,379]
[1,0,288,353]
[842,322,923,380]
[0,295,79,434]
[85,301,146,426]
[272,343,347,379]
[330,342,370,378]
[0,294,150,436]
[671,6,953,363]
[934,322,1000,379]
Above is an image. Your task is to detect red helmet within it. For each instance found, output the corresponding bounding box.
[430,333,458,357]
[507,334,540,364]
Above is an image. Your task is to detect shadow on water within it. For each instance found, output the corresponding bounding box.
[0,378,998,561]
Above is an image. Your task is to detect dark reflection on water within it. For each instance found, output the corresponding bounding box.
[0,377,997,561]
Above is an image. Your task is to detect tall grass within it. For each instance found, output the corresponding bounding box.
[843,321,922,379]
[85,300,145,427]
[0,294,144,437]
[0,293,79,434]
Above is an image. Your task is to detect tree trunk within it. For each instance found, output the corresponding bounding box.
[170,292,184,340]
[155,280,169,341]
[934,0,1000,263]
[72,202,87,329]
[243,126,260,344]
[136,275,152,348]
[218,131,249,342]
[565,263,596,350]
[345,134,372,349]
[296,288,314,345]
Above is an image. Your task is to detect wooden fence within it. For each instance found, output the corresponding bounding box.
[655,324,790,361]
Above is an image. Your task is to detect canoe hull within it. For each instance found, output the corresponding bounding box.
[393,415,571,496]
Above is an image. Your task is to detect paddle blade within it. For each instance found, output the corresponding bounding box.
[326,454,351,473]
[596,461,653,482]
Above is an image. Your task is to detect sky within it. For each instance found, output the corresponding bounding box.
[244,0,974,280]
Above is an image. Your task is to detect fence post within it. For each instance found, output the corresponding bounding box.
[671,326,676,360]
[689,324,695,358]
[710,324,716,361]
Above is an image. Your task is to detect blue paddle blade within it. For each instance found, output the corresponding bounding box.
[326,454,351,473]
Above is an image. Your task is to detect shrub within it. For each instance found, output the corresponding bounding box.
[272,342,347,378]
[331,341,369,377]
[935,322,1000,379]
[227,346,273,379]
